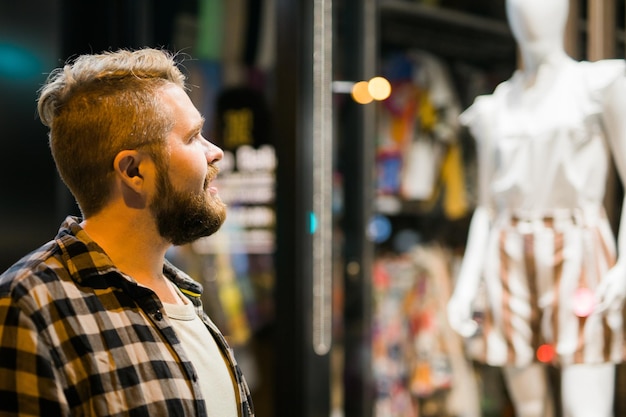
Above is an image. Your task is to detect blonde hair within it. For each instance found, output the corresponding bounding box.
[38,48,187,217]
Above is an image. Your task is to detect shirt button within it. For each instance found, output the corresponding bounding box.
[154,310,163,321]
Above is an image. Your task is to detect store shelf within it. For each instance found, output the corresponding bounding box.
[379,0,516,65]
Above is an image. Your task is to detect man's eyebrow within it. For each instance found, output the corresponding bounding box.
[188,116,205,136]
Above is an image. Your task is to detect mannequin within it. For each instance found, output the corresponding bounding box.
[447,1,626,416]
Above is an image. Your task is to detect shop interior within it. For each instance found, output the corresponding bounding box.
[1,0,626,416]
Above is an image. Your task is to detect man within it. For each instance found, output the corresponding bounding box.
[0,48,254,416]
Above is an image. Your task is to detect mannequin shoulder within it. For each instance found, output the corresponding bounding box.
[579,58,625,73]
[578,59,626,94]
[460,91,500,129]
[461,75,517,119]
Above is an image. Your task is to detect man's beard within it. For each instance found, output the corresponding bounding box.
[150,165,227,246]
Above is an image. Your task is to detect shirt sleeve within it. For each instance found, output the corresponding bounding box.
[0,292,69,417]
[582,59,626,112]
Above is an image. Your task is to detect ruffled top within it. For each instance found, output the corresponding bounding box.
[461,58,626,214]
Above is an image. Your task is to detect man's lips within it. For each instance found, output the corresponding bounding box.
[204,164,222,195]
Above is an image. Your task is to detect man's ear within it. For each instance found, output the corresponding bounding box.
[113,150,148,192]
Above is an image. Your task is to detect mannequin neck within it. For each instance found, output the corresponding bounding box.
[518,41,570,85]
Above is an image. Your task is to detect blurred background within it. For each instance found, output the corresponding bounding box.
[1,1,624,416]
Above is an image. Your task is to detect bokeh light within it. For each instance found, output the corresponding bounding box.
[0,42,43,81]
[536,344,555,363]
[573,287,595,318]
[351,80,373,104]
[368,76,391,100]
[367,214,392,243]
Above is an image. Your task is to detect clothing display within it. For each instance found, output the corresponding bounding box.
[371,50,497,416]
[462,58,625,213]
[377,50,470,220]
[0,216,254,417]
[372,246,479,417]
[478,210,619,366]
[461,58,626,367]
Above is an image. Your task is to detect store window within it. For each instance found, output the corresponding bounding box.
[363,1,626,417]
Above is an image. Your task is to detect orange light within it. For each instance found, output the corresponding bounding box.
[368,76,392,101]
[351,81,373,104]
[536,344,555,363]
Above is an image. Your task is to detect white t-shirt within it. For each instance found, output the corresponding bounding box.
[163,297,238,417]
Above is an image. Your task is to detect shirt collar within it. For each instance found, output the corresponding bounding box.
[55,216,204,300]
[55,216,121,284]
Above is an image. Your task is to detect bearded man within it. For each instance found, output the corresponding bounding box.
[0,48,254,417]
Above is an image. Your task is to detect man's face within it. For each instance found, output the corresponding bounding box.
[149,84,227,246]
[150,164,226,246]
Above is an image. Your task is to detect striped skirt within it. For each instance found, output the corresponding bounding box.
[475,209,624,367]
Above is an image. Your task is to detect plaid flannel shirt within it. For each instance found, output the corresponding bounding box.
[0,216,255,417]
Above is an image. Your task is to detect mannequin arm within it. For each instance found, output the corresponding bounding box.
[596,74,626,312]
[447,205,491,337]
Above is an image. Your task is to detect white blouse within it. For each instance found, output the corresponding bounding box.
[461,58,625,216]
